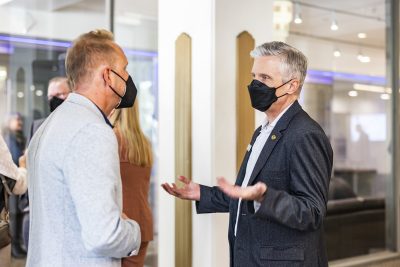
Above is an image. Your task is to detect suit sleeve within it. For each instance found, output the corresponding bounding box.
[64,123,141,258]
[196,185,231,213]
[254,131,333,231]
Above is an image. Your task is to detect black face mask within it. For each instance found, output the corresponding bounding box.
[49,96,65,112]
[247,79,292,112]
[108,69,137,109]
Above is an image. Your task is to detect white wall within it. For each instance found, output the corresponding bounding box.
[158,0,214,266]
[158,0,273,266]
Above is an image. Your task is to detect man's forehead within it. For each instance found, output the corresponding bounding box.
[112,43,128,63]
[252,56,281,73]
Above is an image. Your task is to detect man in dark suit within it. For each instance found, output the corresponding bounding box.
[30,77,71,138]
[162,41,333,267]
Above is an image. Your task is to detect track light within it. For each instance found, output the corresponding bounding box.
[330,11,338,31]
[357,52,370,63]
[348,90,358,97]
[333,48,341,57]
[358,33,367,39]
[294,3,302,24]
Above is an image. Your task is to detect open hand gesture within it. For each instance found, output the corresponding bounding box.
[161,176,200,201]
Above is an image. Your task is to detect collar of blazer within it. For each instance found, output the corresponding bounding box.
[246,100,303,187]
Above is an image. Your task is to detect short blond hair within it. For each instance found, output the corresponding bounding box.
[65,29,116,90]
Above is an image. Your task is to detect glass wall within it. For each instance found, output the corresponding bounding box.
[274,0,390,261]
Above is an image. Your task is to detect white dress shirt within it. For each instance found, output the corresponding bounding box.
[0,135,27,195]
[234,103,293,236]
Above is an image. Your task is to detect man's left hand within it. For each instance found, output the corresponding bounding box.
[217,177,267,202]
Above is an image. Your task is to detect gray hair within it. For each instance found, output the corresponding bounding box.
[250,41,308,89]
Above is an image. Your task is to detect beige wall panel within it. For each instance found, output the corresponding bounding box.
[236,31,255,171]
[175,33,192,267]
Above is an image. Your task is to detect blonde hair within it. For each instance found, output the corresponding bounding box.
[65,29,116,90]
[111,102,153,167]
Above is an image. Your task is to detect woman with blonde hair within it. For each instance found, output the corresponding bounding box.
[110,101,153,267]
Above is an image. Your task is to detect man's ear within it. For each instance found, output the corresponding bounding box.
[102,67,111,86]
[287,80,300,95]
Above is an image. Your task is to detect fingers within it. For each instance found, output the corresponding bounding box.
[178,176,191,184]
[217,177,243,199]
[161,183,181,198]
[216,177,229,187]
[161,183,176,196]
[161,182,185,199]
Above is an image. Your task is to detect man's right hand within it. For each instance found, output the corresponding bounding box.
[161,176,200,201]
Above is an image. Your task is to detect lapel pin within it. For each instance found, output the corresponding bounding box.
[271,134,277,140]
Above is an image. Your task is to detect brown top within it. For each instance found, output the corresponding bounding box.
[115,130,153,242]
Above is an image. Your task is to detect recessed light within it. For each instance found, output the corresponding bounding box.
[358,33,367,39]
[348,90,358,97]
[294,16,302,24]
[333,50,341,57]
[380,93,390,100]
[357,53,371,63]
[330,21,338,31]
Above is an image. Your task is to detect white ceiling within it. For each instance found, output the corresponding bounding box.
[3,0,385,49]
[4,0,157,18]
[289,0,385,48]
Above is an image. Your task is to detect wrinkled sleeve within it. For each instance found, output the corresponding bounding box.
[196,185,231,213]
[64,123,141,258]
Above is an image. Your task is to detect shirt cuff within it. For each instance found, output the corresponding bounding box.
[254,200,261,212]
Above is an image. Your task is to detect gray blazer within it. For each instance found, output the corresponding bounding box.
[197,101,333,267]
[26,93,141,267]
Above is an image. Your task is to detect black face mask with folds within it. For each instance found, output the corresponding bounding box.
[49,96,65,112]
[108,69,137,109]
[247,79,292,112]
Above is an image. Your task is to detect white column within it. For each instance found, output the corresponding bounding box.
[158,1,273,266]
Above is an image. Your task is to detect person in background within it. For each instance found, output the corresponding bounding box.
[21,76,72,250]
[2,113,26,258]
[110,101,154,267]
[0,134,27,267]
[30,76,71,138]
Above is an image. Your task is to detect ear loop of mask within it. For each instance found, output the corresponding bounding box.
[106,69,124,107]
[276,78,293,98]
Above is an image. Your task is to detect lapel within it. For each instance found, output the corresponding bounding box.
[235,126,262,186]
[247,101,303,186]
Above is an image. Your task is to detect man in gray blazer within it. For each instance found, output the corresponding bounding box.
[27,29,141,267]
[162,41,333,266]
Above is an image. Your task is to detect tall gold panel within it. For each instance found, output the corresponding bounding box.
[175,33,192,267]
[236,31,255,171]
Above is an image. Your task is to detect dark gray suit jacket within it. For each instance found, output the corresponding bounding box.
[196,101,333,267]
